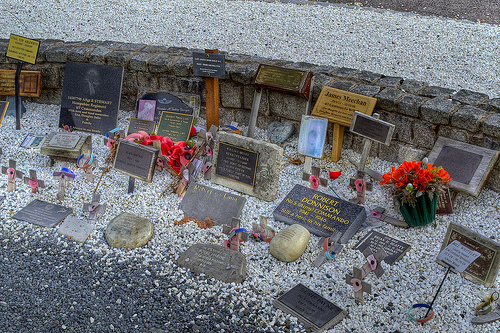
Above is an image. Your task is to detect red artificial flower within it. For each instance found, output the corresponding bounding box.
[189,126,197,139]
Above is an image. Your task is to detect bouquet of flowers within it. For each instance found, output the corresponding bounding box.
[379,160,452,207]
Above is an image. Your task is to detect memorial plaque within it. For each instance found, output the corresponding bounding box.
[253,64,313,99]
[40,132,91,160]
[179,183,246,226]
[57,216,94,243]
[0,101,7,127]
[436,188,457,215]
[137,91,199,122]
[215,142,259,187]
[0,70,42,97]
[59,62,124,135]
[274,284,347,333]
[47,132,80,149]
[349,111,395,146]
[177,244,246,283]
[192,52,225,79]
[273,184,366,242]
[19,133,46,148]
[6,34,39,64]
[156,111,194,142]
[113,139,158,182]
[212,132,283,202]
[127,118,156,136]
[354,230,410,265]
[12,199,73,228]
[105,212,154,249]
[437,222,500,287]
[311,87,376,127]
[428,137,499,197]
[438,240,481,273]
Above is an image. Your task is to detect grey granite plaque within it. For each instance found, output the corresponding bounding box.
[354,230,410,265]
[177,244,246,283]
[12,199,73,228]
[127,118,156,136]
[273,185,366,242]
[274,284,347,333]
[105,212,154,249]
[428,137,499,197]
[437,222,500,287]
[179,184,246,226]
[349,111,395,146]
[47,132,80,149]
[57,216,94,243]
[40,132,92,160]
[212,132,283,202]
[113,139,158,182]
[193,52,225,79]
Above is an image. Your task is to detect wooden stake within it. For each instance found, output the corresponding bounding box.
[205,49,219,131]
[331,123,344,162]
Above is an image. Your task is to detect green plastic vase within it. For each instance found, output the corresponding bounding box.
[399,193,438,227]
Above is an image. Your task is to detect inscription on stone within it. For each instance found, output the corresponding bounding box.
[113,139,158,183]
[156,111,194,142]
[215,142,259,187]
[47,133,80,149]
[274,283,347,332]
[177,244,246,283]
[105,212,154,249]
[12,199,73,228]
[273,184,366,242]
[354,230,410,265]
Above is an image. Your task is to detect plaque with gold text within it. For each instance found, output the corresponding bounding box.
[312,87,376,127]
[6,34,39,64]
[0,70,42,97]
[156,111,194,142]
[253,64,313,99]
[127,118,156,136]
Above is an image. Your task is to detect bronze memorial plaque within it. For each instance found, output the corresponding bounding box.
[253,64,313,99]
[0,70,42,97]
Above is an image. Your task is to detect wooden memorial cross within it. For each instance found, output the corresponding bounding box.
[23,169,45,193]
[313,230,343,267]
[345,266,372,305]
[2,159,24,192]
[223,217,248,251]
[251,216,275,242]
[371,207,409,228]
[303,166,328,190]
[82,193,107,225]
[349,171,373,204]
[53,167,75,201]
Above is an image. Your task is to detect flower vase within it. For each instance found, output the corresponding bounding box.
[399,193,438,227]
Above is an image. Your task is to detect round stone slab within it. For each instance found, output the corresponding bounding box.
[270,224,310,262]
[105,212,154,249]
[268,121,294,144]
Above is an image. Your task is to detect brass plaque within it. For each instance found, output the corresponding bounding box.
[312,87,376,127]
[6,34,40,64]
[0,70,42,97]
[253,64,312,99]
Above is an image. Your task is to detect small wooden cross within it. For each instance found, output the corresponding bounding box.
[195,125,217,180]
[53,168,75,201]
[345,267,372,304]
[223,217,248,251]
[251,216,275,241]
[302,166,328,190]
[371,206,409,228]
[2,159,24,192]
[349,170,373,204]
[23,169,45,193]
[313,230,343,267]
[82,193,107,225]
[175,166,191,197]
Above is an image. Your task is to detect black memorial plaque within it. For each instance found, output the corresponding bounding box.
[273,185,366,242]
[349,111,394,146]
[59,62,124,135]
[215,142,259,187]
[433,146,482,185]
[113,139,158,182]
[127,118,156,136]
[192,52,225,79]
[354,230,411,265]
[156,111,194,142]
[253,64,313,99]
[274,283,347,332]
[13,199,73,228]
[137,91,195,123]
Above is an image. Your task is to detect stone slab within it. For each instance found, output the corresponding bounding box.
[179,184,246,227]
[57,216,94,243]
[354,230,410,265]
[40,132,92,160]
[105,212,154,249]
[274,283,347,333]
[12,199,72,228]
[212,131,283,202]
[177,243,246,283]
[273,185,366,243]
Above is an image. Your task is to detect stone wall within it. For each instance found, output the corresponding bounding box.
[1,39,499,192]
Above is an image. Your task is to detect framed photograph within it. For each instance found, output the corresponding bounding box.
[297,115,328,158]
[137,99,156,121]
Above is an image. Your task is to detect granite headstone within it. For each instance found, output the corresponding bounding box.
[13,199,73,228]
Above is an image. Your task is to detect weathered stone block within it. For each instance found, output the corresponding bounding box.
[231,63,259,85]
[479,98,500,113]
[142,45,166,53]
[89,46,111,64]
[471,136,500,151]
[438,126,469,143]
[68,47,93,62]
[312,74,334,101]
[350,85,381,97]
[398,94,429,117]
[351,70,383,84]
[97,41,123,49]
[171,57,192,77]
[130,53,156,71]
[268,90,307,121]
[121,69,138,95]
[483,113,500,138]
[165,46,188,55]
[220,81,243,109]
[118,43,146,51]
[331,67,358,78]
[148,53,175,73]
[328,80,356,92]
[287,61,317,71]
[45,45,75,62]
[421,97,460,124]
[412,121,436,149]
[486,170,500,193]
[400,79,428,94]
[243,85,268,113]
[452,89,489,106]
[37,39,64,62]
[378,142,399,162]
[78,40,100,47]
[41,67,61,89]
[382,112,412,144]
[137,72,159,90]
[420,86,455,98]
[107,50,135,67]
[178,77,205,96]
[397,145,427,164]
[224,53,251,63]
[451,105,491,132]
[374,87,406,111]
[376,76,403,88]
[311,65,338,75]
